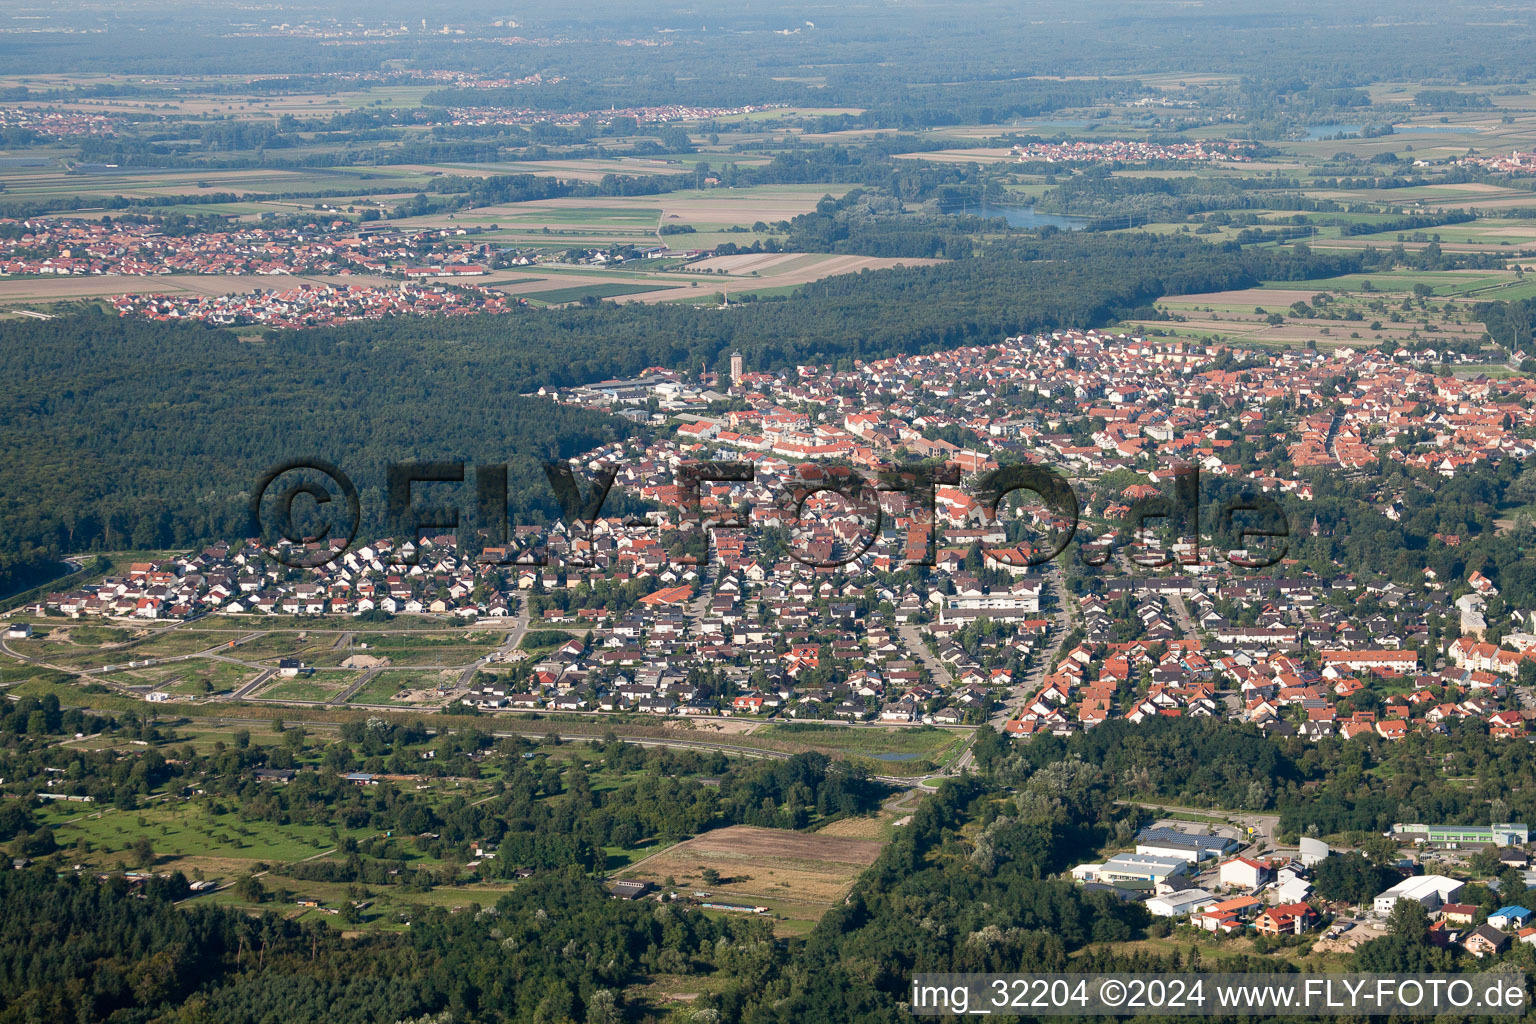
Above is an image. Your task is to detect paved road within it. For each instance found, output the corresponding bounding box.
[330,667,383,706]
[987,564,1073,731]
[457,598,532,687]
[229,668,275,701]
[896,619,952,686]
[1167,592,1196,636]
[686,563,714,621]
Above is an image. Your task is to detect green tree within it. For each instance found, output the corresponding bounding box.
[129,837,156,868]
[233,873,266,903]
[1387,897,1429,943]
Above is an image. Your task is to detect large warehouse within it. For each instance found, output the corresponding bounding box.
[1390,823,1529,848]
[1373,874,1465,915]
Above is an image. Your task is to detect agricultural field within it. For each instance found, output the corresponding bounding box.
[520,281,682,304]
[428,157,698,183]
[890,147,1017,165]
[616,824,885,934]
[1123,267,1530,350]
[482,252,944,306]
[0,163,420,207]
[390,184,852,247]
[813,790,921,842]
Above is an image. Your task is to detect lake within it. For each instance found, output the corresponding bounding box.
[944,202,1092,230]
[1301,124,1364,140]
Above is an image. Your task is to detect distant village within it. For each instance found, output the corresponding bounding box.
[109,281,516,328]
[1010,139,1255,164]
[0,217,501,280]
[446,103,787,128]
[1459,150,1536,174]
[0,107,118,139]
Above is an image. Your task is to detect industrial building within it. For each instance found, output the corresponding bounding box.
[1372,874,1465,915]
[1390,823,1529,848]
[1134,826,1240,863]
[1070,854,1190,885]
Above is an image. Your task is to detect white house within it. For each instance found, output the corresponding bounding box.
[1145,889,1217,918]
[1218,856,1272,890]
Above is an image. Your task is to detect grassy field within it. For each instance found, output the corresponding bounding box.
[391,184,851,240]
[482,251,943,306]
[346,671,455,705]
[754,722,965,773]
[36,797,363,867]
[520,629,577,652]
[0,664,75,687]
[602,837,678,873]
[118,660,257,696]
[257,672,358,702]
[235,632,344,662]
[192,615,465,631]
[198,874,524,933]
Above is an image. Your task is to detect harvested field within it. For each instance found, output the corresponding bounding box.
[891,147,1017,164]
[620,824,883,906]
[483,252,941,305]
[658,252,940,286]
[422,158,695,182]
[392,185,852,236]
[813,815,891,840]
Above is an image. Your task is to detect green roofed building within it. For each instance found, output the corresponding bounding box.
[1391,823,1530,848]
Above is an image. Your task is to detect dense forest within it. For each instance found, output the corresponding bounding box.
[0,865,779,1024]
